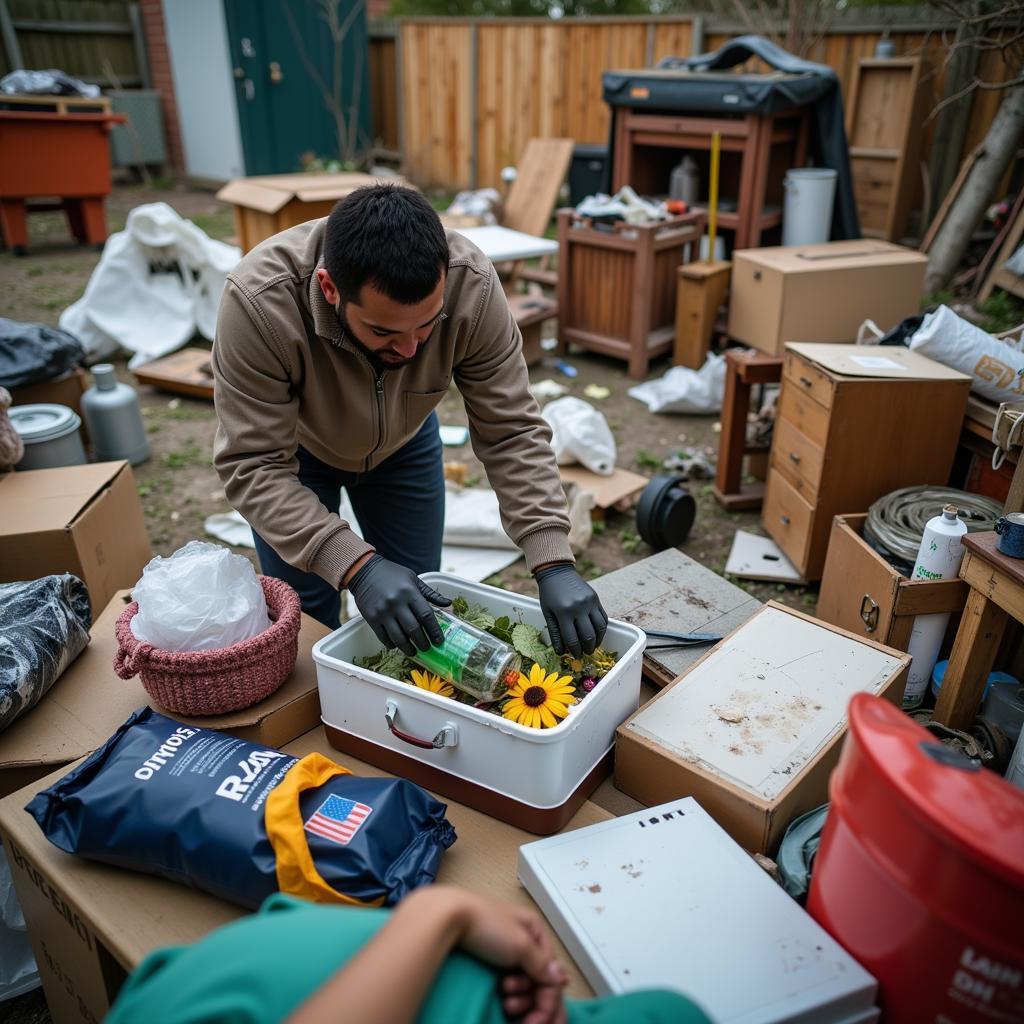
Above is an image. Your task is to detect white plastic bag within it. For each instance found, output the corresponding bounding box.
[541,396,617,475]
[910,305,1024,403]
[628,353,726,414]
[0,843,39,1001]
[131,541,271,652]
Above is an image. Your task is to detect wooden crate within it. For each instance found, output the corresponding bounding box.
[817,513,969,649]
[555,209,705,379]
[216,173,406,252]
[846,58,928,241]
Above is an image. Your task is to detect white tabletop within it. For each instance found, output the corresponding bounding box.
[454,225,558,263]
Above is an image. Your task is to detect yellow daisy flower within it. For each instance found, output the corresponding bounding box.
[409,669,454,699]
[502,663,577,729]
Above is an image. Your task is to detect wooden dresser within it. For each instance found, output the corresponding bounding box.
[763,344,972,581]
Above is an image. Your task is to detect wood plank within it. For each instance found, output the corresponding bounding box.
[933,585,1009,729]
[674,260,730,369]
[132,348,215,400]
[590,549,761,687]
[504,138,574,239]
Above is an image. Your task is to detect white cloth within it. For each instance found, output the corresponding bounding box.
[60,202,240,367]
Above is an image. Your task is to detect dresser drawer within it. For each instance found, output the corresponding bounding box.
[763,469,814,573]
[783,351,835,410]
[778,381,831,448]
[771,415,825,501]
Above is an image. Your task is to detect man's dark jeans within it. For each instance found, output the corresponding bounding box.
[253,413,445,628]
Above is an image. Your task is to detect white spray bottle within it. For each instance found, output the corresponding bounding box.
[903,504,968,709]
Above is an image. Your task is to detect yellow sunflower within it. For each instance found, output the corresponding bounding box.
[502,663,577,729]
[409,669,454,699]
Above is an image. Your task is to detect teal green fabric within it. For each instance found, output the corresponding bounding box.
[105,894,710,1024]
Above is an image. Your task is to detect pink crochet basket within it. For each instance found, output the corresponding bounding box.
[113,576,302,716]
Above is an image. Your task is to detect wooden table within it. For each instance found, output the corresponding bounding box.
[933,531,1024,730]
[712,349,783,510]
[454,225,558,263]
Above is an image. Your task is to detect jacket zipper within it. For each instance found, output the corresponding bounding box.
[364,369,387,472]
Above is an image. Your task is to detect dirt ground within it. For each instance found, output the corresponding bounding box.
[2,182,814,614]
[3,181,818,1024]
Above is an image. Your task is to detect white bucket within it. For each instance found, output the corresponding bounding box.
[782,168,837,246]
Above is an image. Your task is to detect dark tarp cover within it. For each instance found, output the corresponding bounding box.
[602,35,860,241]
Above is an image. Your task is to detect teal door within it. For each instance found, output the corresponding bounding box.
[223,0,371,175]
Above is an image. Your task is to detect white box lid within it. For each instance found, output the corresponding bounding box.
[519,798,878,1023]
[623,606,905,801]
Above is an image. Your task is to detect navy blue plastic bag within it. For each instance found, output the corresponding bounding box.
[26,708,456,910]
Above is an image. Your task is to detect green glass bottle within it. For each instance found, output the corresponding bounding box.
[412,610,521,702]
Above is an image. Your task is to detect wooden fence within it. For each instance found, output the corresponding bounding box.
[0,0,146,85]
[367,13,1017,211]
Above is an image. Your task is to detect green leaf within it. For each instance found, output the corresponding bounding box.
[355,648,412,681]
[511,622,558,671]
[491,615,513,644]
[452,596,469,617]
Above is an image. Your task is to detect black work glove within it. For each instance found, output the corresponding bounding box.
[347,554,451,657]
[535,563,609,658]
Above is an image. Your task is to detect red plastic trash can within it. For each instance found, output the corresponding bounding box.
[808,694,1024,1023]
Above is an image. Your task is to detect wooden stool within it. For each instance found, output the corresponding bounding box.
[933,531,1024,730]
[713,349,783,510]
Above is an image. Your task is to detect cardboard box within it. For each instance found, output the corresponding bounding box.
[0,727,609,1024]
[614,602,909,854]
[10,368,90,442]
[0,462,152,622]
[817,513,970,650]
[727,239,927,356]
[0,590,331,799]
[216,172,408,253]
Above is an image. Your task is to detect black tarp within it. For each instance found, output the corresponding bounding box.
[602,35,860,241]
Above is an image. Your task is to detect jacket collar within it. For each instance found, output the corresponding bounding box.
[309,257,344,343]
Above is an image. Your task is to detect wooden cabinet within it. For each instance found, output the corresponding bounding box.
[763,346,972,580]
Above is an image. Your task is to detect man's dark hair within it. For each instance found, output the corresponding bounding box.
[323,184,449,306]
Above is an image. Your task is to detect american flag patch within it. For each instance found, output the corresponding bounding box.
[304,794,373,846]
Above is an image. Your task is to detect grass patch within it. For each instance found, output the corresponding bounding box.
[618,528,643,554]
[162,440,205,470]
[189,210,236,241]
[978,290,1024,335]
[634,449,662,470]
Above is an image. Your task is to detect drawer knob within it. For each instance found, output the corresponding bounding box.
[789,452,801,464]
[780,514,791,525]
[799,376,813,387]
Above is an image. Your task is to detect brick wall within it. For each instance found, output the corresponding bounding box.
[139,0,186,172]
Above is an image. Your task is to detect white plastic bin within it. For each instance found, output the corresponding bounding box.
[782,168,837,246]
[314,573,645,833]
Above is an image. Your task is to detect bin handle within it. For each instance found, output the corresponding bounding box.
[384,699,458,750]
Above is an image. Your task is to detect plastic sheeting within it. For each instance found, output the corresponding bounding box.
[0,574,90,735]
[60,202,240,367]
[0,69,99,98]
[0,318,85,390]
[628,353,726,414]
